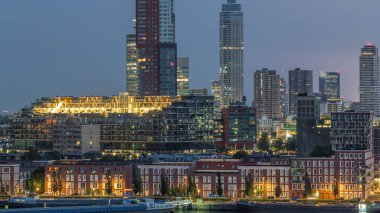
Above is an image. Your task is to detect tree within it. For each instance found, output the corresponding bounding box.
[233,150,248,161]
[244,174,254,198]
[304,172,313,199]
[333,179,339,200]
[187,176,197,197]
[26,167,45,194]
[272,138,284,152]
[105,170,112,196]
[132,164,142,195]
[57,169,62,195]
[216,172,223,197]
[310,145,335,157]
[160,173,169,196]
[285,138,297,152]
[257,133,270,152]
[51,170,58,196]
[274,179,282,199]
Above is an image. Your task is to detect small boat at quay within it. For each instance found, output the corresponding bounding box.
[1,198,175,213]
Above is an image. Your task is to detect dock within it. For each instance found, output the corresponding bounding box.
[0,204,146,213]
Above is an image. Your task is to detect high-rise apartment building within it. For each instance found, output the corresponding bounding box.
[126,34,139,95]
[288,68,313,115]
[135,0,177,96]
[219,0,244,108]
[177,57,190,96]
[360,44,380,116]
[319,71,340,103]
[254,68,281,120]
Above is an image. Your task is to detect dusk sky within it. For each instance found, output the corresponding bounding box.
[1,0,380,112]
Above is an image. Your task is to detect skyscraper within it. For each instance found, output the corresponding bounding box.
[360,44,380,116]
[212,80,222,118]
[288,68,313,115]
[126,34,139,95]
[177,57,190,96]
[219,0,244,109]
[254,68,281,120]
[135,0,177,96]
[319,71,340,103]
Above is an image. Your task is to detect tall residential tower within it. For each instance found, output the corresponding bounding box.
[135,0,177,96]
[360,44,380,116]
[219,0,244,108]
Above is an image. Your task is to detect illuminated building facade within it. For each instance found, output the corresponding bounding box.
[219,0,244,108]
[126,34,139,95]
[360,44,380,116]
[177,57,190,96]
[10,95,217,154]
[319,71,340,103]
[327,97,344,113]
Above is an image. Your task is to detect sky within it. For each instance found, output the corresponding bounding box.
[1,0,380,112]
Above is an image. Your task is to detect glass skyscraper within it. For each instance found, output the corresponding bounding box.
[219,0,244,108]
[360,44,380,116]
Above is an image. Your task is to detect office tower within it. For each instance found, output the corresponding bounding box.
[177,57,190,96]
[360,44,380,116]
[288,68,313,115]
[296,94,320,156]
[126,34,139,95]
[136,0,177,96]
[331,112,373,151]
[280,77,288,119]
[319,71,340,103]
[219,0,244,108]
[254,68,281,120]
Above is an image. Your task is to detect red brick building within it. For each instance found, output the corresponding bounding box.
[45,161,132,196]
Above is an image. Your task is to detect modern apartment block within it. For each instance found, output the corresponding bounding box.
[288,68,313,115]
[220,103,256,150]
[219,0,244,108]
[330,112,373,151]
[360,44,380,116]
[9,95,217,154]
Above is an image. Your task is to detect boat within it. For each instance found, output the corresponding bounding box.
[236,200,357,212]
[136,198,175,211]
[8,194,42,208]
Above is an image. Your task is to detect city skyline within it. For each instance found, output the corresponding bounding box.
[2,0,380,112]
